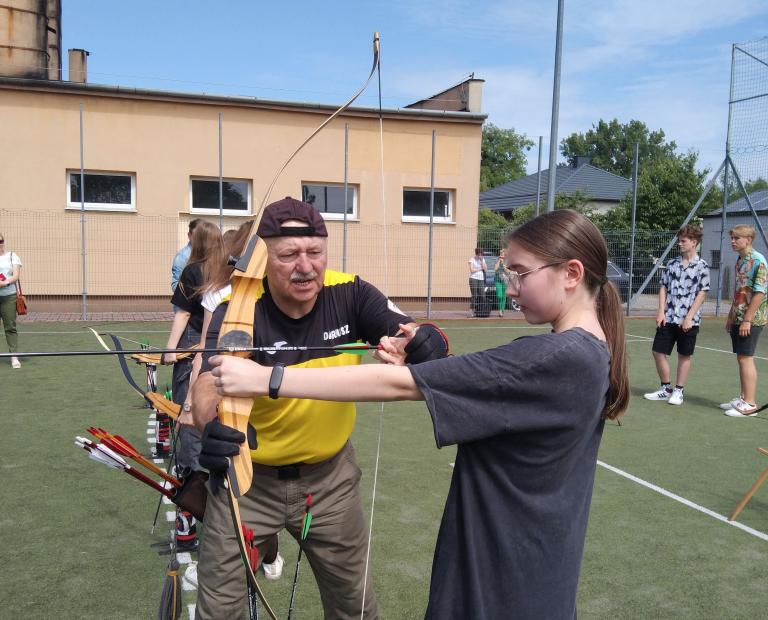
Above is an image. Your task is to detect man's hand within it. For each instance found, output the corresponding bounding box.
[656,310,666,328]
[739,320,752,337]
[199,419,245,475]
[373,323,415,365]
[209,355,268,397]
[681,316,693,332]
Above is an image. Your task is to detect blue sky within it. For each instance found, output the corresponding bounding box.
[61,1,768,176]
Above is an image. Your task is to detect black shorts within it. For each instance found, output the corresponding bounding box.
[651,323,699,357]
[730,324,764,356]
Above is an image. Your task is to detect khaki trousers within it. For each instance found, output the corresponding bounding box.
[0,293,18,353]
[196,442,379,620]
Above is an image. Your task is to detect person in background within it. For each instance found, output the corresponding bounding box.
[172,218,201,311]
[643,225,710,406]
[494,249,511,317]
[206,209,629,619]
[721,224,768,417]
[164,220,225,548]
[0,234,22,369]
[468,247,486,317]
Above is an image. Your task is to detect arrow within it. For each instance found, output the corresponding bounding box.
[75,436,175,498]
[288,494,314,620]
[87,427,181,488]
[0,342,377,359]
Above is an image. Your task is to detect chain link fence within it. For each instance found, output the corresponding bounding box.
[0,208,734,319]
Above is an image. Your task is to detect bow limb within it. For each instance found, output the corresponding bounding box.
[257,32,380,216]
[216,234,277,618]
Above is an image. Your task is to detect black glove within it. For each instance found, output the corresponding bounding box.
[199,419,245,475]
[404,323,450,364]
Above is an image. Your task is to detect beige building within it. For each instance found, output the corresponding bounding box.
[0,4,486,309]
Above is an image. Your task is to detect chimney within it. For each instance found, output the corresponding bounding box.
[68,48,89,83]
[465,78,484,113]
[574,156,592,168]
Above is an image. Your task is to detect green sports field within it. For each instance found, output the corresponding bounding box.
[2,317,768,619]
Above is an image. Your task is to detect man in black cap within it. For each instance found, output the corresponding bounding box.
[192,197,448,619]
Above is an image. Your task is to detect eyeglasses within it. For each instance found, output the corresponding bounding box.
[506,261,563,290]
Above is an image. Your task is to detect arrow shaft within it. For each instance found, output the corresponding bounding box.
[0,344,376,358]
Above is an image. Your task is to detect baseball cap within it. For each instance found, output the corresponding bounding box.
[256,197,328,238]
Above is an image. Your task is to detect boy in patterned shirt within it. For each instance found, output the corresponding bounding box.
[644,224,710,405]
[721,224,768,417]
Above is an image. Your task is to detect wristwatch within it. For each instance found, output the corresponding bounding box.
[182,402,192,412]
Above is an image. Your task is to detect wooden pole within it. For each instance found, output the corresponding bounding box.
[728,447,768,521]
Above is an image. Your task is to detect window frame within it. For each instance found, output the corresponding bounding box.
[301,182,359,220]
[66,170,137,212]
[189,176,252,216]
[401,187,453,223]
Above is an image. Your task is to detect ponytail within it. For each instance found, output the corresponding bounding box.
[597,281,629,420]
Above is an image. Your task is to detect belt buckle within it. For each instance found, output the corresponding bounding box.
[277,464,301,480]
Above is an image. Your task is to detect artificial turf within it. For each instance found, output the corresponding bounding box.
[1,318,767,618]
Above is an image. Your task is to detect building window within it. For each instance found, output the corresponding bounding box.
[402,188,452,222]
[711,250,721,270]
[302,183,357,219]
[190,178,251,214]
[67,171,136,211]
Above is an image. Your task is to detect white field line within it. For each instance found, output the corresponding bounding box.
[625,331,768,361]
[598,460,768,542]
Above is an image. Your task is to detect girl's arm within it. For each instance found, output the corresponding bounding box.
[163,310,191,364]
[208,355,424,402]
[188,309,212,387]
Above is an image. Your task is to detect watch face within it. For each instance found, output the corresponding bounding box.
[183,403,192,412]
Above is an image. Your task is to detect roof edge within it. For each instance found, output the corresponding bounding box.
[0,76,487,123]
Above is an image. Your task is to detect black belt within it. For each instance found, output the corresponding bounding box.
[251,442,349,480]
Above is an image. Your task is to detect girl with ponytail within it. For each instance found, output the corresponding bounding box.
[206,209,629,619]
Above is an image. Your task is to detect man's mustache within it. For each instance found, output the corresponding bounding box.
[291,271,319,283]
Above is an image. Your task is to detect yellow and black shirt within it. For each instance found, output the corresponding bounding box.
[205,270,410,465]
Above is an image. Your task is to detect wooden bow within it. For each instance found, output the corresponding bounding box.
[216,33,381,618]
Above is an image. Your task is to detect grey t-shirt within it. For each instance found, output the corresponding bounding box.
[409,328,610,620]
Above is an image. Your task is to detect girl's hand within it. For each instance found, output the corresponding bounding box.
[162,352,177,365]
[209,355,268,397]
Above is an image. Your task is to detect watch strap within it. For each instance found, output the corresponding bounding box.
[269,363,285,399]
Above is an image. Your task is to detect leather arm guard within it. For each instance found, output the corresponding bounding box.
[404,323,450,364]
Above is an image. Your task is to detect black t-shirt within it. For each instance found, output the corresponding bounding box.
[203,271,413,464]
[205,271,411,367]
[170,263,205,333]
[410,328,610,620]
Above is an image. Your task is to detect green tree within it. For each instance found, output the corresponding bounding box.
[560,119,677,178]
[725,176,768,203]
[477,208,512,252]
[598,151,717,231]
[480,123,533,191]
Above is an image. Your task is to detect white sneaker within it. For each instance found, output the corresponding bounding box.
[668,388,684,406]
[644,388,672,401]
[182,563,198,589]
[10,356,20,369]
[263,552,284,581]
[724,401,759,417]
[719,397,743,411]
